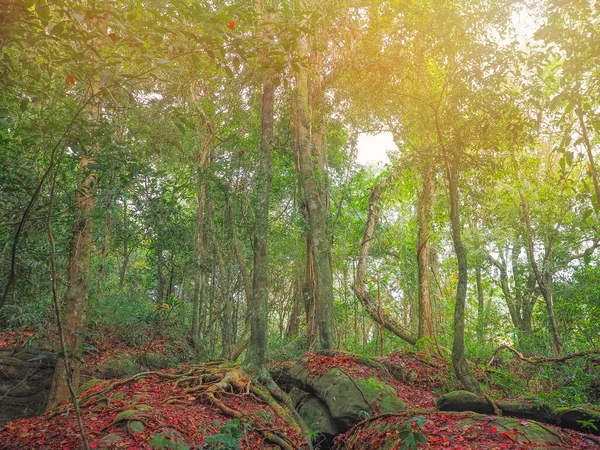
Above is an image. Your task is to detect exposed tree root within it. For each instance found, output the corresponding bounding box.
[484,394,502,416]
[69,364,309,449]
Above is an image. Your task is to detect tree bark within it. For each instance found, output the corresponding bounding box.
[96,193,113,297]
[246,0,275,375]
[575,95,600,212]
[295,29,334,350]
[447,152,480,393]
[518,190,563,355]
[417,164,436,352]
[475,263,485,343]
[118,199,129,292]
[48,153,96,405]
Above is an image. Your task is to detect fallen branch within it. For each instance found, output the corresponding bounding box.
[489,345,600,366]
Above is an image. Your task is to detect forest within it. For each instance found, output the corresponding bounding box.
[1,0,600,448]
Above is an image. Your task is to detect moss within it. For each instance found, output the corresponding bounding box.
[129,421,145,433]
[135,352,175,370]
[298,395,339,436]
[103,357,138,378]
[112,404,152,424]
[149,432,190,450]
[289,364,404,431]
[78,378,103,395]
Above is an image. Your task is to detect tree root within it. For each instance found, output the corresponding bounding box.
[484,394,502,416]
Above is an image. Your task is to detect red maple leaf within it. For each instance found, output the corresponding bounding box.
[227,20,235,29]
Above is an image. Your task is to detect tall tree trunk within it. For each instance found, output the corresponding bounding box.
[295,31,334,351]
[417,164,436,353]
[156,237,164,305]
[246,0,275,375]
[96,193,113,297]
[475,263,485,343]
[575,94,600,211]
[118,199,129,292]
[519,190,563,355]
[286,276,302,338]
[48,154,96,405]
[447,152,480,393]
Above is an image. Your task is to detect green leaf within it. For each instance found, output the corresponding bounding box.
[36,2,50,26]
[50,21,64,36]
[566,151,574,166]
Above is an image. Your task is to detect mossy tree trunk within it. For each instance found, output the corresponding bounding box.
[447,150,480,394]
[295,26,334,351]
[417,163,436,353]
[246,0,275,377]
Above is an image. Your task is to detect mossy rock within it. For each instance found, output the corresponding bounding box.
[129,420,145,433]
[102,357,138,378]
[78,378,104,395]
[101,433,123,445]
[437,390,485,413]
[112,404,152,424]
[289,363,405,431]
[335,412,590,450]
[149,431,190,450]
[557,407,600,435]
[297,394,339,437]
[437,391,558,425]
[135,352,176,370]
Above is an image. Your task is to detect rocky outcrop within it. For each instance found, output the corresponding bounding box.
[438,390,600,435]
[0,350,55,426]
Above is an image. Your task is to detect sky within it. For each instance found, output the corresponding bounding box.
[356,132,396,166]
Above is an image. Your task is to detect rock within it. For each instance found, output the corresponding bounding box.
[437,390,483,413]
[0,350,55,426]
[78,378,104,394]
[297,394,339,437]
[129,420,146,433]
[334,411,594,449]
[102,357,138,378]
[149,431,191,449]
[101,433,123,445]
[558,407,600,435]
[134,352,175,370]
[288,362,405,431]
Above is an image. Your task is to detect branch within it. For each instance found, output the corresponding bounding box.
[353,182,417,346]
[489,344,600,366]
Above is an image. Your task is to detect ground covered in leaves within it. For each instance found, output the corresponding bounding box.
[0,362,307,450]
[334,411,600,449]
[2,336,600,450]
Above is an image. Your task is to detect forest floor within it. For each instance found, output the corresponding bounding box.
[0,330,599,449]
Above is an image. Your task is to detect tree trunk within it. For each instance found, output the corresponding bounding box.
[156,237,164,305]
[417,164,436,352]
[575,95,600,212]
[447,152,480,394]
[118,199,129,292]
[96,193,113,297]
[519,190,563,355]
[48,153,96,406]
[475,263,485,343]
[246,2,275,375]
[295,31,334,350]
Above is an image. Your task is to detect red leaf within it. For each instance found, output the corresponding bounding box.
[65,75,75,86]
[227,20,235,29]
